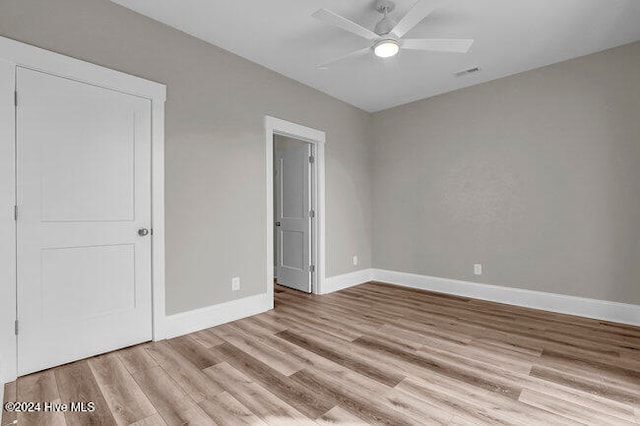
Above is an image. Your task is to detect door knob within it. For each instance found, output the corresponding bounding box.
[138,228,150,236]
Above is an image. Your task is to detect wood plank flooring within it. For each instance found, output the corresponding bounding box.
[3,281,640,425]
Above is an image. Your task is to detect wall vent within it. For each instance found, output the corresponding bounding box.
[454,66,480,77]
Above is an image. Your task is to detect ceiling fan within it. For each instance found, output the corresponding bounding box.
[313,0,474,68]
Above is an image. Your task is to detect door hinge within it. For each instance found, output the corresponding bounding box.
[309,155,314,163]
[14,205,17,221]
[310,265,315,273]
[14,320,18,335]
[309,209,315,218]
[14,90,17,107]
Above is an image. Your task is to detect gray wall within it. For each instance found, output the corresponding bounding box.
[371,41,640,304]
[0,0,373,314]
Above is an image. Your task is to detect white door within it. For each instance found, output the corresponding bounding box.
[16,67,153,375]
[275,137,312,293]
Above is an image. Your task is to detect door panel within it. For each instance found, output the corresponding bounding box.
[39,109,135,222]
[16,67,152,375]
[275,137,312,293]
[282,230,304,270]
[41,244,136,322]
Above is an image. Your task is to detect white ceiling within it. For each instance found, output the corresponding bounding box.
[111,0,640,112]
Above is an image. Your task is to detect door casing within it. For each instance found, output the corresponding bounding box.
[265,116,326,305]
[0,35,166,384]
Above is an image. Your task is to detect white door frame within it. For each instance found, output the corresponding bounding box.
[265,116,326,304]
[0,36,166,384]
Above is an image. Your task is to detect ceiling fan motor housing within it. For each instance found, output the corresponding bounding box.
[375,16,397,35]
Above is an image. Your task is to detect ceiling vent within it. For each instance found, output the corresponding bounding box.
[454,66,480,77]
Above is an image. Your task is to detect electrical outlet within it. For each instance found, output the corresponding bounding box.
[352,255,358,266]
[232,277,240,291]
[474,264,482,276]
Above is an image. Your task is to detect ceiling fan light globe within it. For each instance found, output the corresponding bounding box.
[374,40,400,58]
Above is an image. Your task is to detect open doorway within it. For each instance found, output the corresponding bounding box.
[265,117,326,304]
[274,135,314,293]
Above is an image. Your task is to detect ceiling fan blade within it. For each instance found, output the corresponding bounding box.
[317,47,371,69]
[312,9,379,41]
[402,38,474,53]
[391,0,446,38]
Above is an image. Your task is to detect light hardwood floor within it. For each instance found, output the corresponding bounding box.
[3,281,640,425]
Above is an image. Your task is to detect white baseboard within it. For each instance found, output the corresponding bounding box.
[0,379,4,408]
[372,269,640,327]
[163,293,271,339]
[322,269,374,294]
[287,267,640,326]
